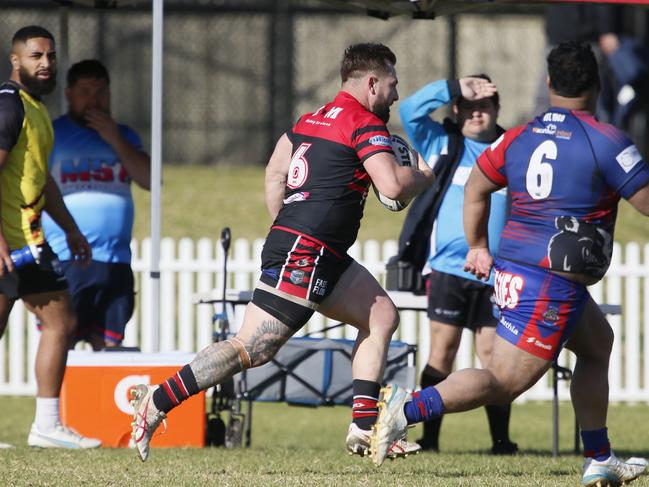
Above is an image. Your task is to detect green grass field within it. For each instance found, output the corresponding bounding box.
[131,165,649,245]
[1,397,648,486]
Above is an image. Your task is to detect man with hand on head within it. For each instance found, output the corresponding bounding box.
[0,26,99,448]
[43,59,150,351]
[129,42,434,462]
[399,74,516,454]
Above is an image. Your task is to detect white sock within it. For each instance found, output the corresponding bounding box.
[35,397,60,433]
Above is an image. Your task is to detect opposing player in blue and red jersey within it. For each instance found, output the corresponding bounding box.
[129,43,435,462]
[372,42,649,485]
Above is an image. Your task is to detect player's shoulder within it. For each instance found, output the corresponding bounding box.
[488,123,529,153]
[0,81,20,97]
[0,81,23,107]
[570,110,630,147]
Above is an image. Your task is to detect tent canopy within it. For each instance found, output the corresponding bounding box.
[54,0,649,19]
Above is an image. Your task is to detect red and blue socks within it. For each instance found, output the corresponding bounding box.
[352,379,381,431]
[153,365,200,414]
[418,365,447,450]
[404,384,445,425]
[582,427,611,461]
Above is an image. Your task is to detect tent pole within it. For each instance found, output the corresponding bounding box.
[150,0,164,353]
[58,5,69,115]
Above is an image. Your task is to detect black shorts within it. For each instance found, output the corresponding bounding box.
[426,270,497,330]
[260,227,352,305]
[0,243,67,299]
[62,261,135,345]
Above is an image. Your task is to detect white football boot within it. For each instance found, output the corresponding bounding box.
[346,422,421,459]
[370,384,412,466]
[581,453,648,486]
[130,384,167,462]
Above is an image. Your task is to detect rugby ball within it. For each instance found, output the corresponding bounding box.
[373,134,417,212]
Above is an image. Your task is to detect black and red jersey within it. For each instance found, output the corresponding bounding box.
[275,91,393,255]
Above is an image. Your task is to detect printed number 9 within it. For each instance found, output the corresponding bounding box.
[287,143,311,189]
[526,140,557,200]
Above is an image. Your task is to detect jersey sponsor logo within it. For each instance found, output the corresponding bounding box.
[499,317,519,336]
[555,130,572,140]
[543,308,559,323]
[494,270,524,309]
[312,278,328,296]
[616,145,643,174]
[0,88,16,94]
[490,134,505,151]
[433,307,461,318]
[526,336,552,351]
[289,269,305,284]
[542,112,566,123]
[283,191,310,205]
[305,118,331,127]
[60,158,129,184]
[323,107,343,119]
[532,124,557,136]
[368,135,390,147]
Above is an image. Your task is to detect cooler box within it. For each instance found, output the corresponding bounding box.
[61,351,205,448]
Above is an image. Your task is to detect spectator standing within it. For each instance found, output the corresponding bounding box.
[43,59,150,350]
[0,26,99,448]
[398,75,516,454]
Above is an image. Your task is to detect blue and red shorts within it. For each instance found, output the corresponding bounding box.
[493,259,588,361]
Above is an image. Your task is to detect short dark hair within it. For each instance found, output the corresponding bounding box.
[547,41,600,97]
[456,73,499,107]
[67,59,110,87]
[12,25,54,45]
[340,43,396,83]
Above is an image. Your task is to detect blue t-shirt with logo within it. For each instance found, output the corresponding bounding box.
[43,114,143,263]
[400,80,507,285]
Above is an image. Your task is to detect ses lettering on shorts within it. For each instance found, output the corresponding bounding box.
[494,270,525,309]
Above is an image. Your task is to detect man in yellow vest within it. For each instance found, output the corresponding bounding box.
[0,25,100,448]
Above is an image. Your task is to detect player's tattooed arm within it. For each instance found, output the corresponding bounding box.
[246,319,293,367]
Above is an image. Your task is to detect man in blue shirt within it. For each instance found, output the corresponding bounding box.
[43,59,150,350]
[399,75,516,454]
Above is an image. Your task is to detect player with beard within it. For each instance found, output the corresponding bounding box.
[0,26,100,448]
[43,59,150,350]
[130,42,435,462]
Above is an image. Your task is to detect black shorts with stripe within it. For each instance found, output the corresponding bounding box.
[426,270,498,330]
[259,226,352,305]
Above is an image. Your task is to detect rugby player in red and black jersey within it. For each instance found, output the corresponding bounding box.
[130,43,434,462]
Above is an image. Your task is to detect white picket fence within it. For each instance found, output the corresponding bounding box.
[1,238,649,403]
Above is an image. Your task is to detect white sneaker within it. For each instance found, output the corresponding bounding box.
[28,423,101,449]
[370,384,412,466]
[346,423,421,459]
[582,453,648,486]
[130,384,167,462]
